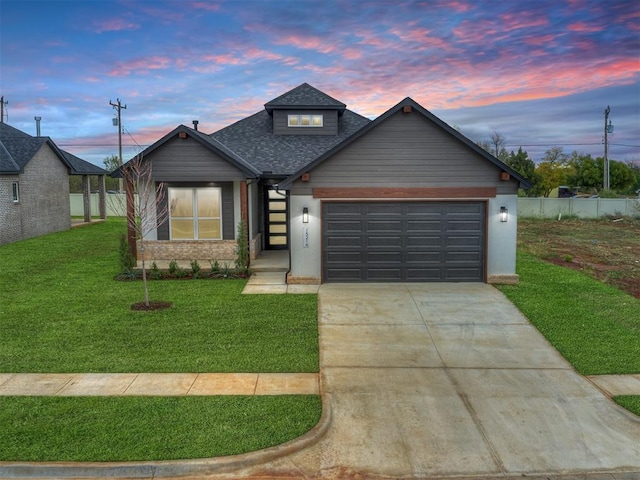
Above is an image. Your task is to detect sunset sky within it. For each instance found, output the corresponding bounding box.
[1,0,638,168]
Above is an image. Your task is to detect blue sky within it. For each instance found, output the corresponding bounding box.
[1,0,638,167]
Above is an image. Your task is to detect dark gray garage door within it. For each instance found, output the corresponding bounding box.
[323,202,485,282]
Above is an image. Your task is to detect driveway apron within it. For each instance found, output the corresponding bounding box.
[250,283,640,479]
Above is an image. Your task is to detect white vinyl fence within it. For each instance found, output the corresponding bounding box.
[70,193,136,217]
[518,197,640,218]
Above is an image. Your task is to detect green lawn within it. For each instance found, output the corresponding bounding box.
[0,219,321,461]
[0,219,318,373]
[497,252,640,375]
[0,395,321,461]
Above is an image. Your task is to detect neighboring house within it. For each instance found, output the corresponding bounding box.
[116,83,531,283]
[0,123,107,245]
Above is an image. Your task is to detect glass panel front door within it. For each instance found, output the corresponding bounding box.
[266,187,288,249]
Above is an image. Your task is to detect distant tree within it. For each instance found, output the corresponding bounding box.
[490,131,509,161]
[609,160,636,192]
[477,132,508,161]
[532,147,569,197]
[103,155,122,191]
[505,147,539,196]
[566,152,601,193]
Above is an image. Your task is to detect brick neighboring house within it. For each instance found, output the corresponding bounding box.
[115,84,531,284]
[0,123,107,245]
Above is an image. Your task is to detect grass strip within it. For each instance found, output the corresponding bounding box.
[614,396,640,417]
[0,395,321,461]
[497,252,640,375]
[0,219,318,373]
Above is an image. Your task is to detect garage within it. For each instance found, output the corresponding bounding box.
[322,201,485,282]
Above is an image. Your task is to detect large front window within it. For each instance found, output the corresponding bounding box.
[169,187,221,240]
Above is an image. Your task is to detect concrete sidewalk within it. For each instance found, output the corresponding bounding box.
[0,372,319,396]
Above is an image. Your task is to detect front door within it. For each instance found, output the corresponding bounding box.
[265,187,288,249]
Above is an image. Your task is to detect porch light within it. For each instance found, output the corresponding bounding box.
[500,206,508,222]
[302,207,309,224]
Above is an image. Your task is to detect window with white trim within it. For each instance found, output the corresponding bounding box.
[288,114,323,127]
[12,182,19,203]
[168,187,222,240]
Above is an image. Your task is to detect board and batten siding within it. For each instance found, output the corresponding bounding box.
[148,136,247,182]
[273,110,338,136]
[291,110,518,196]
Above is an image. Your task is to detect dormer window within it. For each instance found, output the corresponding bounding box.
[288,114,323,127]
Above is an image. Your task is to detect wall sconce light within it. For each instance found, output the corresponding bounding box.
[500,206,508,222]
[302,207,309,223]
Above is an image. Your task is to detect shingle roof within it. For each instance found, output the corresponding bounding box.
[264,83,346,114]
[0,123,48,173]
[63,150,108,175]
[0,122,106,175]
[210,108,370,175]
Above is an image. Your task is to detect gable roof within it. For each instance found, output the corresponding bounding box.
[210,109,370,176]
[279,97,532,189]
[112,124,261,178]
[0,123,50,173]
[0,122,106,175]
[264,83,346,114]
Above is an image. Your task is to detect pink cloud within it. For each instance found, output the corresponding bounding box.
[567,22,604,33]
[523,34,557,46]
[93,18,140,33]
[499,13,549,31]
[108,56,172,76]
[441,1,474,13]
[190,1,221,12]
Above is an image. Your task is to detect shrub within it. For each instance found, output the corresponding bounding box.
[236,221,249,271]
[118,234,136,274]
[190,259,201,278]
[149,261,162,280]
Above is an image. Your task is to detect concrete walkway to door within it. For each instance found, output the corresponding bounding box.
[234,282,640,479]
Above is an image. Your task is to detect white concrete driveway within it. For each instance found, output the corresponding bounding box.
[254,283,640,479]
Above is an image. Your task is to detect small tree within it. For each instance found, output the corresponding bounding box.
[113,155,172,307]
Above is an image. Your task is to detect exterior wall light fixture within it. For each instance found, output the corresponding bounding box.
[500,206,508,222]
[302,207,309,223]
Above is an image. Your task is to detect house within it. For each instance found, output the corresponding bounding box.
[0,123,107,245]
[116,83,531,283]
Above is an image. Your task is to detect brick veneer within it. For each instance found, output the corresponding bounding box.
[139,240,237,261]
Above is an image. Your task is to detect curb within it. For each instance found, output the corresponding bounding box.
[0,394,332,479]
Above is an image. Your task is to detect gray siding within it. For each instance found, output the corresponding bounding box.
[0,144,70,245]
[157,182,235,241]
[273,110,338,136]
[149,136,247,182]
[291,110,518,195]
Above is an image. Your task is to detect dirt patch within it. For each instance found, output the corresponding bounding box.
[130,301,173,311]
[518,217,640,298]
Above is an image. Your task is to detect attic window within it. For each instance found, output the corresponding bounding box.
[288,114,323,127]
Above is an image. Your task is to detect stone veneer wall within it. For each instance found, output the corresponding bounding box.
[139,240,237,261]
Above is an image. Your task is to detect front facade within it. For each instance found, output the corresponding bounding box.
[119,84,530,283]
[0,123,107,245]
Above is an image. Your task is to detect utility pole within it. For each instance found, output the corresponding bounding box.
[0,96,7,123]
[603,106,613,191]
[109,98,127,192]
